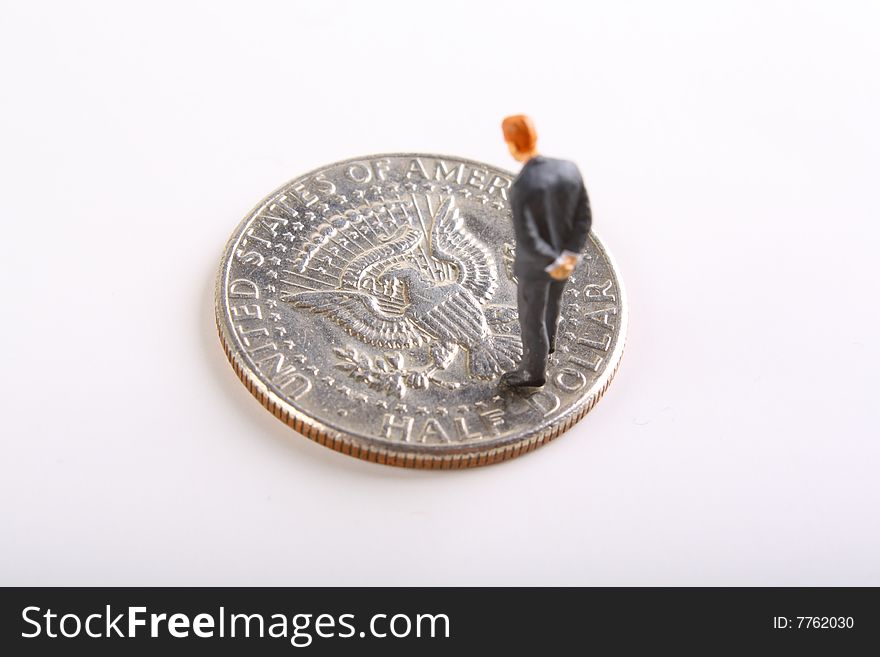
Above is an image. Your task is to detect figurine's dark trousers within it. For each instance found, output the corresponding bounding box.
[516,271,567,376]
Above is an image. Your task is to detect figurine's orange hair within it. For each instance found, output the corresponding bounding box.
[501,114,537,153]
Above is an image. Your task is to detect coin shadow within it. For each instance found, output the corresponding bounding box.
[199,262,477,481]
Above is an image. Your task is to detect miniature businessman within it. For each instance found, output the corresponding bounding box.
[499,115,592,387]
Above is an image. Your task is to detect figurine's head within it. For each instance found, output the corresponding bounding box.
[502,114,539,163]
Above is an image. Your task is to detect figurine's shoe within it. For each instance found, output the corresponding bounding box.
[500,369,546,388]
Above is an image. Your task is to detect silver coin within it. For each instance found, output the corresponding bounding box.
[215,154,627,468]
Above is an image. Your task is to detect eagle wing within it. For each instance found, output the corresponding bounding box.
[284,289,424,349]
[280,204,432,349]
[430,196,498,304]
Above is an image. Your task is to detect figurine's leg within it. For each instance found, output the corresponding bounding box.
[501,274,549,387]
[519,275,550,373]
[545,279,566,354]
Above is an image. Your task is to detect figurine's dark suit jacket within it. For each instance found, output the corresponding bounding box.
[509,156,592,376]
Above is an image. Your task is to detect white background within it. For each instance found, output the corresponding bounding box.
[1,1,878,586]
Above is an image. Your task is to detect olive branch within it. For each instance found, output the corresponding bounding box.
[333,347,459,399]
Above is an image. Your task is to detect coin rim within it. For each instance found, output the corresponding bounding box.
[214,153,627,469]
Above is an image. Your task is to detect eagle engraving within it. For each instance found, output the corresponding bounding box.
[280,194,521,380]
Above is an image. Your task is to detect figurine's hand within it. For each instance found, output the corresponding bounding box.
[548,254,578,281]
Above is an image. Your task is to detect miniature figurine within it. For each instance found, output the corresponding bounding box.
[499,115,592,387]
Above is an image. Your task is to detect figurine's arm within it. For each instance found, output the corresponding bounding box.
[568,183,592,254]
[517,200,559,263]
[545,183,592,281]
